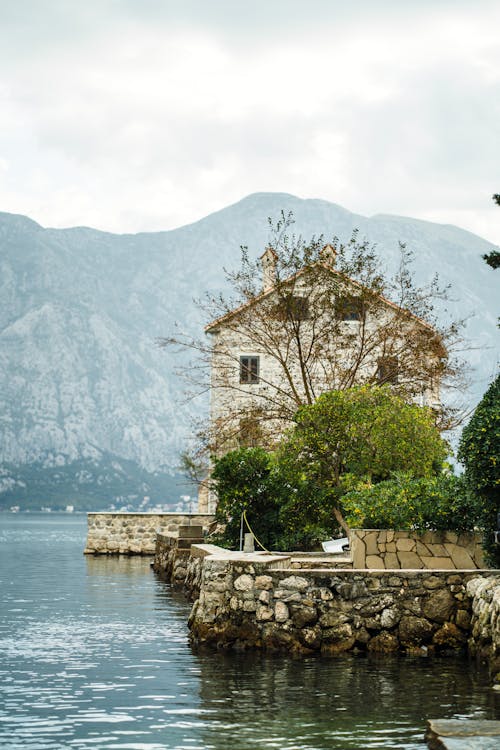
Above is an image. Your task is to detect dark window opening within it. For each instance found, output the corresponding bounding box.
[337,297,364,321]
[240,356,260,384]
[377,356,399,385]
[275,295,310,321]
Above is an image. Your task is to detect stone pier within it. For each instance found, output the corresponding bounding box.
[84,512,214,554]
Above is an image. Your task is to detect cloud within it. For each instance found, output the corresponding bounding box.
[0,1,499,243]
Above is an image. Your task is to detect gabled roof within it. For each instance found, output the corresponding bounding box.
[205,260,437,336]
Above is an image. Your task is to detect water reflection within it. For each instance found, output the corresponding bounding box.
[192,650,499,749]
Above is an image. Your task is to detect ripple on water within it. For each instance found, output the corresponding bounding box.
[1,515,500,750]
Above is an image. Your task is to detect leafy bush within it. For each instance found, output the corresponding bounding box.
[211,388,455,551]
[282,385,447,481]
[458,374,500,564]
[211,447,285,550]
[342,472,480,532]
[211,447,338,551]
[277,385,448,532]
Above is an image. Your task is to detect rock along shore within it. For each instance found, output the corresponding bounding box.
[153,534,500,669]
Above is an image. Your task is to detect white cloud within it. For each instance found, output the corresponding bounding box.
[0,1,499,243]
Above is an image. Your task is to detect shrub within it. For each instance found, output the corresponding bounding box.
[341,472,480,532]
[458,374,500,564]
[211,447,284,550]
[277,385,448,532]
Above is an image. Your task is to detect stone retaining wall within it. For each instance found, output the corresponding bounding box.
[84,512,214,554]
[467,575,500,681]
[153,534,223,599]
[350,530,484,570]
[181,545,496,655]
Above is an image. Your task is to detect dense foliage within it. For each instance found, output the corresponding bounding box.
[212,386,453,551]
[211,447,285,550]
[458,374,500,564]
[276,385,447,532]
[342,472,479,532]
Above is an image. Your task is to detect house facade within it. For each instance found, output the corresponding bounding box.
[199,246,443,513]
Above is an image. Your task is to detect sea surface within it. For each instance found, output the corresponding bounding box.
[1,513,499,750]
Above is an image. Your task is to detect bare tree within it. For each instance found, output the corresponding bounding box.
[160,212,468,460]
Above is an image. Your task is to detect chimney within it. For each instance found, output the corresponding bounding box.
[260,247,278,291]
[320,243,337,268]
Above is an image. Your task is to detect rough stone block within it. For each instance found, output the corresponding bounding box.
[384,553,399,569]
[300,626,322,649]
[364,532,379,556]
[275,601,289,622]
[422,589,455,623]
[290,604,318,628]
[255,575,273,590]
[396,538,416,552]
[351,537,366,569]
[234,574,254,591]
[280,575,309,591]
[366,555,385,569]
[399,615,434,646]
[321,622,354,644]
[432,622,466,648]
[367,631,399,653]
[445,544,477,570]
[421,575,442,590]
[397,551,424,569]
[256,604,274,621]
[421,557,455,570]
[380,607,401,628]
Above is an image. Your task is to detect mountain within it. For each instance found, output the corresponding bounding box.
[1,193,498,509]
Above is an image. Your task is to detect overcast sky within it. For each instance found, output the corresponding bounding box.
[0,0,499,243]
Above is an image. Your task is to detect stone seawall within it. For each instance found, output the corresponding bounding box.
[468,575,500,680]
[189,555,492,654]
[153,538,500,677]
[84,513,214,554]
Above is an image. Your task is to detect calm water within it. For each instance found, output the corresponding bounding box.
[1,515,499,750]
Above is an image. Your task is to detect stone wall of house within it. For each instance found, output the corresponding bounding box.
[467,576,500,682]
[350,530,484,570]
[177,544,495,655]
[84,513,214,554]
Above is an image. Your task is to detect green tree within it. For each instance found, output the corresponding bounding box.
[342,472,479,532]
[277,385,448,533]
[458,374,500,564]
[211,447,284,550]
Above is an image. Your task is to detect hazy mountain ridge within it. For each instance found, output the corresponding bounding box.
[1,194,498,508]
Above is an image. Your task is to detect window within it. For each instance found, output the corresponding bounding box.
[336,296,364,321]
[240,356,259,384]
[377,356,398,385]
[274,295,309,321]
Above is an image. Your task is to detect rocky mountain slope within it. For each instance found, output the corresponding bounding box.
[1,193,498,508]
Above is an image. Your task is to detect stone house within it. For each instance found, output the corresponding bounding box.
[199,245,444,513]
